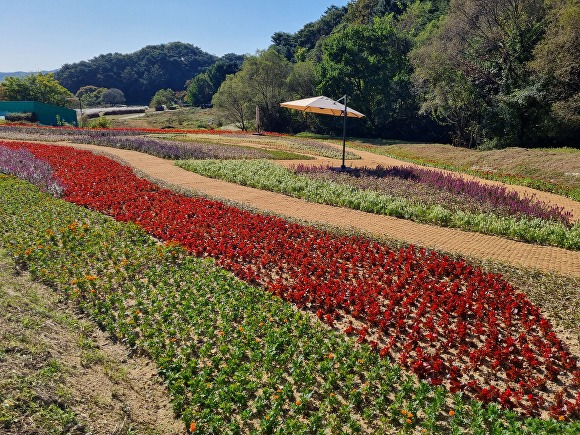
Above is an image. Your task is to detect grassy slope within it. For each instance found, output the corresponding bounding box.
[0,251,183,434]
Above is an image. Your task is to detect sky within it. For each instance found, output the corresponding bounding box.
[0,0,350,72]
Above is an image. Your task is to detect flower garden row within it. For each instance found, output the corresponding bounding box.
[176,159,580,250]
[1,175,578,433]
[349,142,580,202]
[0,125,299,160]
[1,140,579,421]
[295,164,572,225]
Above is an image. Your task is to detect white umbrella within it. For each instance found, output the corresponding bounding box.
[280,95,364,169]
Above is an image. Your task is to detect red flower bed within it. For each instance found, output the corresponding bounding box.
[3,140,578,418]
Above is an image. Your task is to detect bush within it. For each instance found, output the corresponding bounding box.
[85,116,112,128]
[5,112,37,123]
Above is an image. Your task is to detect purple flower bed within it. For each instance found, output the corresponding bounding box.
[294,164,573,225]
[0,126,273,160]
[0,144,63,196]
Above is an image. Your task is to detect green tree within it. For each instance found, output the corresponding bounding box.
[411,0,547,147]
[150,88,177,108]
[530,0,580,143]
[75,86,107,108]
[318,15,415,135]
[186,55,244,107]
[212,74,252,131]
[100,88,125,106]
[212,49,293,131]
[0,73,73,106]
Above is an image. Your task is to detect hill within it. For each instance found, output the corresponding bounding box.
[0,70,56,82]
[55,42,219,105]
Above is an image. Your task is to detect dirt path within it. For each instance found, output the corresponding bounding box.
[24,140,578,277]
[273,143,580,223]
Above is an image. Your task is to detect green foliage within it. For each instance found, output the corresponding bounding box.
[81,116,112,128]
[149,88,177,108]
[0,73,73,106]
[100,88,125,106]
[176,159,580,249]
[530,0,580,143]
[185,55,244,107]
[75,85,107,108]
[212,49,292,131]
[55,42,217,105]
[410,0,553,148]
[1,176,578,433]
[319,15,416,136]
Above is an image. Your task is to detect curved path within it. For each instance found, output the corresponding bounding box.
[26,140,580,277]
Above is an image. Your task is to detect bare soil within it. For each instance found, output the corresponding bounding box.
[0,253,185,434]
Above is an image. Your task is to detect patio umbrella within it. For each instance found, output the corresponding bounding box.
[280,95,364,170]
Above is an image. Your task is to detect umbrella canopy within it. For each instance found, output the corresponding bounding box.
[280,96,365,118]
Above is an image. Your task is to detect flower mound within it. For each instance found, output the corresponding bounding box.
[4,140,578,418]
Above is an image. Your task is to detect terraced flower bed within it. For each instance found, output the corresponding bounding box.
[1,141,579,424]
[1,176,579,433]
[0,126,279,160]
[347,141,580,202]
[181,133,361,160]
[295,165,571,224]
[176,159,580,250]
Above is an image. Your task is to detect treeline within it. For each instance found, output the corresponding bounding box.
[213,0,579,148]
[55,42,218,105]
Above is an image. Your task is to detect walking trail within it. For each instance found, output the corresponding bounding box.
[21,139,578,278]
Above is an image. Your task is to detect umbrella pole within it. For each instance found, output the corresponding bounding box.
[341,95,347,171]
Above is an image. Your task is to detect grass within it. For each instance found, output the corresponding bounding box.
[109,106,226,130]
[0,246,180,434]
[0,252,85,433]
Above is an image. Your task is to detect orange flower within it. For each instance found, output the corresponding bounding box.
[406,418,412,424]
[449,410,455,417]
[135,309,141,315]
[189,421,196,431]
[559,415,565,421]
[295,399,302,406]
[401,410,407,416]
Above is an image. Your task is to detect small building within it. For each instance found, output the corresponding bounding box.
[0,101,78,126]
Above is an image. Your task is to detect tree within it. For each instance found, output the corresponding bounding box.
[411,0,547,147]
[212,74,252,131]
[150,88,177,108]
[530,0,580,143]
[100,88,125,106]
[185,55,244,107]
[75,85,107,108]
[0,73,73,106]
[212,49,293,131]
[55,42,217,104]
[318,15,415,135]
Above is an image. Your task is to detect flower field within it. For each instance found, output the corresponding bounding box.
[176,159,580,249]
[0,125,296,160]
[347,141,580,202]
[0,175,578,433]
[1,140,579,432]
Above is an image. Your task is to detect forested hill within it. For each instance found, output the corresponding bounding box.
[55,42,217,105]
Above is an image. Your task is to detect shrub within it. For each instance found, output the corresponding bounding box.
[5,112,37,123]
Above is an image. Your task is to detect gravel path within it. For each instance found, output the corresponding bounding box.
[21,140,579,277]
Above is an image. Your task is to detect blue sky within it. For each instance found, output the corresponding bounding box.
[0,0,350,71]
